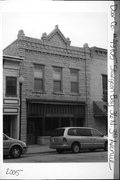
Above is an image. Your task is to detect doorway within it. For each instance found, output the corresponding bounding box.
[3,115,11,136]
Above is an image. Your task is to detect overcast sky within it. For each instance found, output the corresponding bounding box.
[1,1,111,50]
[2,12,107,50]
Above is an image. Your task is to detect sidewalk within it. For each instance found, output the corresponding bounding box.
[27,145,54,154]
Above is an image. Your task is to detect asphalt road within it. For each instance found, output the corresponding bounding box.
[4,149,107,163]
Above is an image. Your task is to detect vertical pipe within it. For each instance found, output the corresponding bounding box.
[84,44,88,127]
[19,83,22,140]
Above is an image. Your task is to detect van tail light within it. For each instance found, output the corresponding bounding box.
[63,137,67,144]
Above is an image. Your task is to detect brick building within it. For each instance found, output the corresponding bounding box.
[3,25,107,144]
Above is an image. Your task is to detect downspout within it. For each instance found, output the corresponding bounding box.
[83,43,88,127]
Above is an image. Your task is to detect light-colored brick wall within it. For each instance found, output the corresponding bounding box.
[17,35,88,142]
[3,28,107,142]
[22,51,87,102]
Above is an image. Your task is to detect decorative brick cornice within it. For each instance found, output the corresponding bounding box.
[91,47,107,58]
[18,38,86,60]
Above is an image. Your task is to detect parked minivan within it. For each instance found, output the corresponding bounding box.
[49,127,108,153]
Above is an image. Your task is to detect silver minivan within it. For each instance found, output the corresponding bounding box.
[49,127,108,153]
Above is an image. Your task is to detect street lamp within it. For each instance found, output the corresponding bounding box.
[18,75,24,140]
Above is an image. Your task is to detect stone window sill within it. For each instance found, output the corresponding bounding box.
[70,93,80,96]
[32,91,46,95]
[53,92,64,95]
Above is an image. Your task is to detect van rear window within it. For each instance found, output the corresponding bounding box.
[51,129,65,137]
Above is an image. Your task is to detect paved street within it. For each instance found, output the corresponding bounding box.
[4,145,107,163]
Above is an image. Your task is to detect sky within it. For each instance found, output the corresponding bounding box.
[1,1,110,50]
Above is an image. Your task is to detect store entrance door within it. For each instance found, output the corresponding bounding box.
[3,115,11,136]
[27,117,43,145]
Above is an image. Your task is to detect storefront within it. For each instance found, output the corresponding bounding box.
[93,101,107,135]
[3,99,20,139]
[27,100,85,145]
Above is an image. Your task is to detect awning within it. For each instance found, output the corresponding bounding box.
[93,101,107,117]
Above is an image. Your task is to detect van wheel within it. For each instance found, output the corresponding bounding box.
[10,146,22,158]
[104,141,108,151]
[56,149,64,154]
[72,142,80,153]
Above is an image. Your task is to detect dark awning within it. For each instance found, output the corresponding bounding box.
[27,100,85,118]
[93,101,107,117]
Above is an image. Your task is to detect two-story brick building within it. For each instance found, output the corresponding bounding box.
[3,25,107,145]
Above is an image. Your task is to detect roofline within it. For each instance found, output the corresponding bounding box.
[91,46,107,52]
[3,54,24,62]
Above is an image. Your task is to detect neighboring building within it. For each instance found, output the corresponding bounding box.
[3,25,107,144]
[3,55,23,139]
[89,47,107,134]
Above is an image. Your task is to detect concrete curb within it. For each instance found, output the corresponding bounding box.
[27,145,54,154]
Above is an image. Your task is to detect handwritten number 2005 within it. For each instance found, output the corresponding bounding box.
[6,168,23,176]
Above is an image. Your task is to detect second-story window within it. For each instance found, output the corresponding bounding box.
[34,64,44,92]
[70,69,79,93]
[6,76,17,96]
[102,74,107,102]
[53,67,62,93]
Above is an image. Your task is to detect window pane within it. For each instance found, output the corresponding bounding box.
[102,75,107,102]
[34,71,43,78]
[70,69,78,82]
[77,128,91,136]
[71,82,78,93]
[34,78,43,91]
[34,64,44,78]
[34,64,44,91]
[53,72,61,80]
[102,75,107,90]
[68,128,77,136]
[53,67,61,80]
[51,128,65,137]
[54,80,61,92]
[6,77,17,96]
[34,64,44,70]
[91,129,102,137]
[70,69,79,93]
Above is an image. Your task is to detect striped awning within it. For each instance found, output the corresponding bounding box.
[93,101,107,117]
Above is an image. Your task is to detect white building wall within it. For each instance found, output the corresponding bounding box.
[3,56,23,139]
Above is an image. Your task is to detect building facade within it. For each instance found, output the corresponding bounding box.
[3,25,107,144]
[3,55,23,139]
[89,47,107,134]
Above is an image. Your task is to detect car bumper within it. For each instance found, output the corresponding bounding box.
[49,144,70,150]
